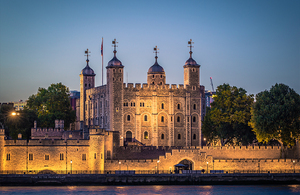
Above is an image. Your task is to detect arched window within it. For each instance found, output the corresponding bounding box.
[144,115,148,121]
[160,75,162,78]
[127,115,130,121]
[161,116,164,122]
[144,131,148,139]
[177,116,180,122]
[178,134,181,140]
[160,82,162,84]
[152,82,154,84]
[177,104,180,110]
[161,134,164,139]
[193,104,196,110]
[193,134,196,140]
[161,103,164,109]
[152,75,155,78]
[193,116,196,122]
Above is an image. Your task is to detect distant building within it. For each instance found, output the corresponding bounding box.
[205,90,216,108]
[69,91,80,111]
[12,100,27,111]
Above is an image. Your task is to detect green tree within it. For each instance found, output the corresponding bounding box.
[202,84,255,146]
[250,83,300,146]
[26,83,75,129]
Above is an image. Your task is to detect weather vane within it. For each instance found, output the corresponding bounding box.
[85,49,91,64]
[112,39,118,56]
[188,39,194,58]
[153,46,159,61]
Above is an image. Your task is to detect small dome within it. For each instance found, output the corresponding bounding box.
[81,64,95,76]
[107,56,123,67]
[148,62,164,73]
[185,57,198,66]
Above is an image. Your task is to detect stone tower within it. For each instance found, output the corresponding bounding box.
[106,39,124,144]
[184,39,200,89]
[147,46,166,86]
[80,49,96,130]
[0,129,5,171]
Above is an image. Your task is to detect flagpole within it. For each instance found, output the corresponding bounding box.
[101,37,103,86]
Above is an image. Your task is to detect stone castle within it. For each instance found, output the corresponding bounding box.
[0,40,299,174]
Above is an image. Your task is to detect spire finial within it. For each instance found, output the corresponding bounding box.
[153,46,159,62]
[112,39,118,57]
[85,49,91,65]
[188,39,194,58]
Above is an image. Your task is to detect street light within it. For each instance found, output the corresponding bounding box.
[206,162,208,174]
[293,160,296,173]
[157,160,160,174]
[119,161,121,170]
[70,160,72,174]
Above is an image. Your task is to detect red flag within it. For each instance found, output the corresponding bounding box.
[101,38,103,56]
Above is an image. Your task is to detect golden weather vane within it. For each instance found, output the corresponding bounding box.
[85,49,91,63]
[188,39,194,58]
[153,46,159,61]
[112,39,118,55]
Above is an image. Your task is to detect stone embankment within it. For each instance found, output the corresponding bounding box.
[0,173,300,186]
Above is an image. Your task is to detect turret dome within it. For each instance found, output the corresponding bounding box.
[107,56,123,68]
[81,63,95,76]
[148,61,164,73]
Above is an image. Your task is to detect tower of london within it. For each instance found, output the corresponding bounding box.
[78,39,206,147]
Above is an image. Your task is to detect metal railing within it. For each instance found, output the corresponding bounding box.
[0,169,299,175]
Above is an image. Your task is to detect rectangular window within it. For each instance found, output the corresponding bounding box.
[101,153,103,159]
[6,153,10,161]
[29,153,33,160]
[94,153,97,159]
[60,153,64,160]
[82,154,86,161]
[45,154,49,160]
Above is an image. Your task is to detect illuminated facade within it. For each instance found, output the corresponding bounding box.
[79,40,206,147]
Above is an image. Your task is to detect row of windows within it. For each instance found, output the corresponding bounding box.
[152,74,164,78]
[142,132,197,140]
[126,115,197,123]
[124,102,135,107]
[7,153,102,161]
[122,102,198,110]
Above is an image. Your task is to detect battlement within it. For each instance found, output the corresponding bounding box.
[0,129,4,135]
[31,128,64,133]
[123,83,187,91]
[199,146,282,151]
[89,128,106,135]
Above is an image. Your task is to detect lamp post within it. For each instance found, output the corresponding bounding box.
[157,160,160,174]
[213,160,214,171]
[70,160,72,174]
[119,161,121,171]
[293,160,296,173]
[206,162,208,174]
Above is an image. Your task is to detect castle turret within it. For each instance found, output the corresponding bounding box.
[0,129,5,171]
[147,46,166,86]
[106,39,124,145]
[184,39,200,89]
[80,49,96,130]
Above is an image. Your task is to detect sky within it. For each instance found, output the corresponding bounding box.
[0,0,299,102]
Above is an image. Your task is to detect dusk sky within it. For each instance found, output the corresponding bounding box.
[0,0,299,102]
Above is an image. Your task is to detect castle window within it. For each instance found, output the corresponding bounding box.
[161,134,164,139]
[161,103,164,109]
[193,116,196,122]
[60,153,64,160]
[29,154,33,161]
[119,69,122,73]
[82,154,86,161]
[140,102,144,107]
[45,155,49,160]
[160,82,162,85]
[144,131,148,139]
[161,116,164,122]
[193,134,196,140]
[6,153,10,161]
[177,104,180,110]
[152,75,154,78]
[131,102,135,107]
[113,77,115,81]
[124,102,128,107]
[171,117,172,122]
[178,134,181,140]
[120,78,122,81]
[192,86,196,91]
[113,69,115,73]
[89,83,91,87]
[187,117,189,122]
[177,116,180,122]
[94,153,97,159]
[85,84,87,87]
[193,104,196,110]
[127,115,130,121]
[160,75,162,78]
[107,151,111,159]
[152,82,154,84]
[101,153,103,159]
[144,115,148,121]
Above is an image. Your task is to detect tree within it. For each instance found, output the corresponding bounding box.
[26,83,75,129]
[202,84,255,146]
[249,83,300,146]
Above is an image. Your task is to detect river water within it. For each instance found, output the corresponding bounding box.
[1,185,300,195]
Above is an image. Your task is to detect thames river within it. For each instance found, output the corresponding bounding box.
[0,185,300,195]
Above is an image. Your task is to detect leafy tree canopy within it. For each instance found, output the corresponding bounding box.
[249,83,300,146]
[202,84,255,146]
[26,83,75,129]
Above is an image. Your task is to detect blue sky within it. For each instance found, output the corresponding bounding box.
[0,0,299,102]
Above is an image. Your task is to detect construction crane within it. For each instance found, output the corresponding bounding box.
[210,77,214,92]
